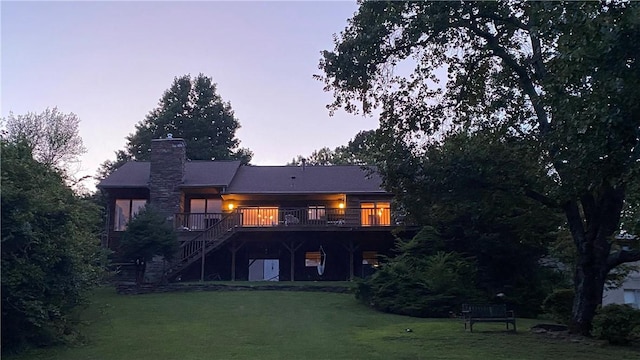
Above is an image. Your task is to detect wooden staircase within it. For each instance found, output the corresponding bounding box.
[165,212,241,281]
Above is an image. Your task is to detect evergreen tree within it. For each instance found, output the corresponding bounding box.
[99,74,252,178]
[119,206,178,284]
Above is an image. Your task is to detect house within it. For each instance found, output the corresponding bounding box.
[98,136,415,282]
[603,234,640,309]
[603,262,640,309]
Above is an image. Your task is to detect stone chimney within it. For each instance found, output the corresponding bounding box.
[149,135,186,220]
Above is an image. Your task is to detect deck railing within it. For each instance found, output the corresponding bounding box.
[168,211,242,278]
[175,207,397,230]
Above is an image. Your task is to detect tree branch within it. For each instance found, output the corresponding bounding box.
[466,22,551,135]
[525,189,559,208]
[608,248,640,270]
[580,193,596,227]
[563,200,586,249]
[476,11,530,31]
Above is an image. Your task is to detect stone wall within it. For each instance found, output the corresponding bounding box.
[115,283,354,295]
[144,255,168,284]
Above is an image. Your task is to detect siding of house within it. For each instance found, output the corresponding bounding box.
[603,261,640,309]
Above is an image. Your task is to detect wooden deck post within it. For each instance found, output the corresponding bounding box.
[282,240,304,281]
[228,240,245,281]
[341,240,359,280]
[200,238,206,282]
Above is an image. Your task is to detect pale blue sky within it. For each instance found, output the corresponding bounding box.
[2,1,376,188]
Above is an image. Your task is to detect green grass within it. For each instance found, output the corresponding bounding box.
[9,287,639,360]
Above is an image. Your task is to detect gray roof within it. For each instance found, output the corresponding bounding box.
[225,165,385,194]
[98,162,150,188]
[97,161,241,188]
[183,161,241,187]
[98,161,385,194]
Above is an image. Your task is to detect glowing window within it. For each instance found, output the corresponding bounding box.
[308,206,326,220]
[362,251,379,266]
[360,202,390,226]
[241,207,279,227]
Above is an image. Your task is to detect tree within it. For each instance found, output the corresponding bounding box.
[1,140,103,352]
[288,147,338,166]
[364,129,562,317]
[119,206,178,284]
[2,107,86,170]
[319,1,640,335]
[96,150,131,180]
[98,74,252,178]
[288,130,380,165]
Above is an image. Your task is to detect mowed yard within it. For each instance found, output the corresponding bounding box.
[10,287,640,360]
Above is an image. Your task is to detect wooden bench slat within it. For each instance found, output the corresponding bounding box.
[462,304,516,332]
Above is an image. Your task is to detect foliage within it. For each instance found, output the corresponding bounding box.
[592,304,640,345]
[119,206,178,283]
[378,130,561,316]
[621,174,640,236]
[98,74,252,178]
[2,107,86,171]
[542,289,575,325]
[355,250,480,318]
[1,140,103,353]
[319,0,640,335]
[288,129,380,165]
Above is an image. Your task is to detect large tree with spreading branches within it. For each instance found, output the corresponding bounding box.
[319,1,639,335]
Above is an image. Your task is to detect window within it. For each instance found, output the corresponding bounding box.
[360,202,391,226]
[624,289,640,309]
[308,206,326,220]
[305,252,321,267]
[362,251,379,266]
[114,199,146,231]
[189,199,222,229]
[241,207,279,227]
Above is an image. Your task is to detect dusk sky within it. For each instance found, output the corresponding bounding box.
[1,1,376,189]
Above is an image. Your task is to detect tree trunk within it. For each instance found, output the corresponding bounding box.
[135,258,146,285]
[564,184,625,336]
[570,241,609,335]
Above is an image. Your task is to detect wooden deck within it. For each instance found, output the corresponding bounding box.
[175,206,401,231]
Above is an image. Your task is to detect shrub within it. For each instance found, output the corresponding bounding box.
[120,206,178,284]
[355,251,480,317]
[542,288,574,325]
[592,304,640,345]
[1,141,104,353]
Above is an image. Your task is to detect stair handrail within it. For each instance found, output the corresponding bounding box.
[167,211,241,275]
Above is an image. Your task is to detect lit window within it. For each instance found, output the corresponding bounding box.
[308,206,326,220]
[362,251,379,266]
[241,207,279,227]
[114,199,146,231]
[360,202,391,226]
[305,252,321,267]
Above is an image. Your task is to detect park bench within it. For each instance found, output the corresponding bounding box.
[462,304,516,332]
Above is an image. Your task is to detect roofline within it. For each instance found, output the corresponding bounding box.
[222,191,388,195]
[96,185,150,189]
[179,184,229,188]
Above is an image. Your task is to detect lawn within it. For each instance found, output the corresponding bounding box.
[9,287,639,360]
